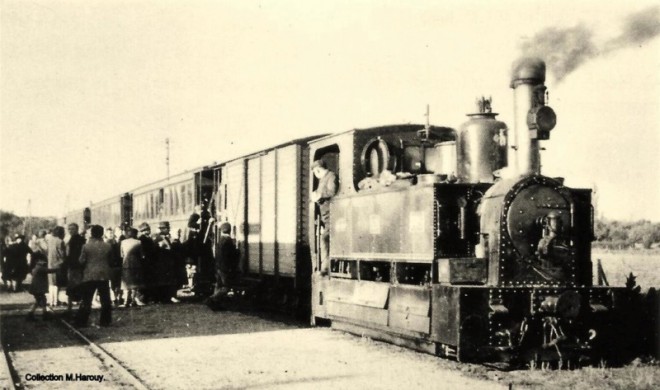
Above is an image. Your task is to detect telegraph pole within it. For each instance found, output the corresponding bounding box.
[64,194,70,224]
[24,198,31,235]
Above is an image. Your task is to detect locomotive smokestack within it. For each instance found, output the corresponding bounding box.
[510,58,556,176]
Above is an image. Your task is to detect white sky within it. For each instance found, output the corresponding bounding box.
[1,0,659,221]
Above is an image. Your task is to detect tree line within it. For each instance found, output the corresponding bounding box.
[594,219,660,250]
[2,209,659,250]
[0,210,57,241]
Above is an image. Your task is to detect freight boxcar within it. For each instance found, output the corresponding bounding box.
[212,136,324,305]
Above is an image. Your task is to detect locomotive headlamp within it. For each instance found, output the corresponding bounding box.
[527,105,556,140]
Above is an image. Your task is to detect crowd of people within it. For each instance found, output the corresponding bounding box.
[1,206,241,327]
[1,157,337,327]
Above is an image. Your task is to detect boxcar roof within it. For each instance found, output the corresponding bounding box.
[207,133,329,169]
[307,124,455,144]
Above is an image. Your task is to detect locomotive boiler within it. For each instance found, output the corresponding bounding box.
[309,58,626,365]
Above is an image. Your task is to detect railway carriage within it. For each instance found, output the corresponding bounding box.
[131,168,214,239]
[64,207,91,232]
[89,193,133,230]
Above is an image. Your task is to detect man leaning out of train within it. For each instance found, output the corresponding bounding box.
[311,159,338,275]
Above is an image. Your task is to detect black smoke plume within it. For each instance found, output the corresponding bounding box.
[604,6,660,52]
[520,6,660,83]
[520,24,597,83]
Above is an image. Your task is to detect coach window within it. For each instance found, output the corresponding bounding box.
[186,183,194,212]
[168,187,174,216]
[173,187,179,215]
[136,196,142,221]
[168,189,173,216]
[135,196,141,221]
[173,189,177,216]
[141,195,147,220]
[133,196,140,221]
[177,185,184,214]
[151,191,157,219]
[141,195,148,220]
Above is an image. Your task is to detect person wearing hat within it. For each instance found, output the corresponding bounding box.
[207,222,239,306]
[137,222,158,302]
[186,202,215,296]
[103,226,123,306]
[311,159,338,275]
[154,221,180,303]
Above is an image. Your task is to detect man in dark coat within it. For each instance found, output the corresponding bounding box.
[171,228,188,290]
[4,234,31,292]
[154,221,180,303]
[207,222,238,306]
[187,203,215,295]
[75,225,112,327]
[65,223,85,312]
[138,222,158,302]
[311,159,338,275]
[185,205,204,260]
[104,227,122,305]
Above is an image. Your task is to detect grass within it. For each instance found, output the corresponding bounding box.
[499,360,660,390]
[593,250,660,290]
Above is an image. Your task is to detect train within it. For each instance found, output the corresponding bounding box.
[65,57,631,366]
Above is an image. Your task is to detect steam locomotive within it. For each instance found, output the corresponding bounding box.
[66,58,626,365]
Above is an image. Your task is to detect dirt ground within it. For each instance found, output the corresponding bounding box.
[1,289,500,390]
[2,282,659,390]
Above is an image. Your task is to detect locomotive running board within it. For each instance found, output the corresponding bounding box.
[331,320,436,355]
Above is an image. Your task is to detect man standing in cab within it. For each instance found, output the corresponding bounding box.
[311,159,338,275]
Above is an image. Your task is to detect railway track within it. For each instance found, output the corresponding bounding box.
[1,309,150,390]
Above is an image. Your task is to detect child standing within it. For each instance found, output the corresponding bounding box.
[27,257,55,320]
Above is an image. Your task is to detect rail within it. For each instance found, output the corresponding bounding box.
[2,308,151,390]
